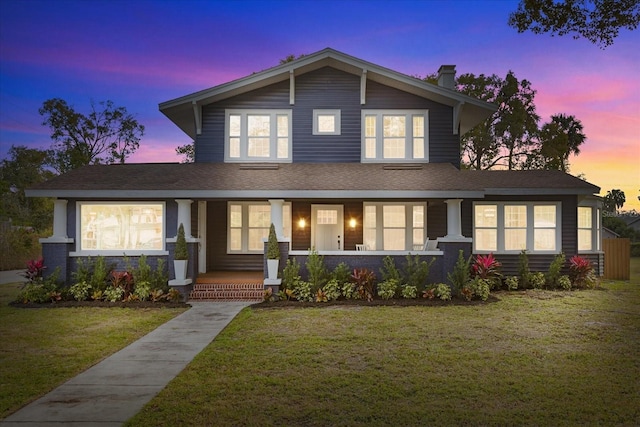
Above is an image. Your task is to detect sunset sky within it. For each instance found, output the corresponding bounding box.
[1,0,638,210]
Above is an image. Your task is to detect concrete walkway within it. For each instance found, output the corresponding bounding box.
[2,301,252,426]
[0,270,27,285]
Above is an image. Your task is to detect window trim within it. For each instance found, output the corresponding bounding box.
[73,201,166,256]
[361,109,429,163]
[473,202,562,254]
[313,109,341,135]
[363,202,426,251]
[224,109,292,163]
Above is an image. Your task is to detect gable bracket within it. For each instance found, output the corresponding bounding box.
[360,69,367,105]
[453,102,464,135]
[192,101,202,135]
[289,70,295,105]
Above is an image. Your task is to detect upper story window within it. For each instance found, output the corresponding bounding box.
[361,110,428,162]
[78,202,165,254]
[313,109,341,135]
[473,202,561,254]
[225,109,292,162]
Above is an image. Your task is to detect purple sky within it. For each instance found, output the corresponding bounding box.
[1,0,638,209]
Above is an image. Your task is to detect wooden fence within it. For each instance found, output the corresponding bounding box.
[603,238,630,280]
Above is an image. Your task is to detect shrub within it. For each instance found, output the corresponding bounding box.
[471,253,502,289]
[558,275,572,290]
[530,272,546,289]
[103,285,124,302]
[175,223,188,260]
[151,258,169,291]
[24,258,46,283]
[267,223,280,260]
[435,283,452,301]
[90,256,111,292]
[133,281,152,301]
[166,288,183,302]
[518,250,532,289]
[306,249,328,290]
[447,250,471,296]
[401,285,418,299]
[331,262,351,285]
[322,279,342,301]
[569,255,597,289]
[111,271,134,297]
[17,282,55,303]
[468,277,491,301]
[131,254,152,285]
[422,287,436,299]
[292,280,313,302]
[545,253,566,289]
[402,254,434,292]
[282,258,302,291]
[315,288,328,302]
[380,256,402,283]
[263,288,274,302]
[504,276,519,290]
[341,282,357,299]
[377,279,399,300]
[351,268,376,301]
[69,281,92,301]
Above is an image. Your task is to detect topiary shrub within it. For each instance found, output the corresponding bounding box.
[175,223,188,260]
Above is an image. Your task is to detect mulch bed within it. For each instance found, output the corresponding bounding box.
[251,295,500,309]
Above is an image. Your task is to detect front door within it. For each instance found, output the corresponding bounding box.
[311,205,344,251]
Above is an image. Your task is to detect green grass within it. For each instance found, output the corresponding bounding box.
[0,282,188,418]
[129,261,640,426]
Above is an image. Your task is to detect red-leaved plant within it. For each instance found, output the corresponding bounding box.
[351,268,376,302]
[471,253,502,288]
[569,255,593,288]
[24,258,46,283]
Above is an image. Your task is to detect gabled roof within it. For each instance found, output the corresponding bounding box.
[26,163,599,199]
[159,48,497,139]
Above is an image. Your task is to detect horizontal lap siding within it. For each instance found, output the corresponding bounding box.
[195,67,458,165]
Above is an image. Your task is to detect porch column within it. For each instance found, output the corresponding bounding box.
[175,199,193,238]
[445,199,464,239]
[269,199,285,240]
[52,199,68,239]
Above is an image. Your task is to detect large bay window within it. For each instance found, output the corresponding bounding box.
[78,203,165,253]
[473,202,561,253]
[362,110,428,162]
[578,206,601,252]
[225,109,292,162]
[228,202,291,253]
[363,203,425,250]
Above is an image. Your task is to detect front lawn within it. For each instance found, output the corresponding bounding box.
[129,268,640,426]
[0,282,188,419]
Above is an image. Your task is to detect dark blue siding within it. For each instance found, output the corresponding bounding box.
[195,66,459,165]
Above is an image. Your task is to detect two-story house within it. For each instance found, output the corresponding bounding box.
[27,48,603,298]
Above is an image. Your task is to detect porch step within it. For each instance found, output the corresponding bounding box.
[188,282,264,302]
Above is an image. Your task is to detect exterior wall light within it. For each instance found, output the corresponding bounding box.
[349,218,357,229]
[299,218,306,229]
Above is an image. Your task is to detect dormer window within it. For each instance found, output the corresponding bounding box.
[225,109,292,162]
[361,110,428,162]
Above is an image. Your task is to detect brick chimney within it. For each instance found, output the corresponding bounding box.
[437,65,456,90]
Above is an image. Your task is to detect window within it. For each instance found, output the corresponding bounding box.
[313,109,341,135]
[473,202,561,253]
[228,202,291,253]
[363,203,425,250]
[78,203,164,253]
[362,110,428,162]
[578,206,600,252]
[225,110,291,162]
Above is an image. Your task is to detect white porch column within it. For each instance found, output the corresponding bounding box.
[445,199,464,239]
[52,199,68,239]
[269,199,285,240]
[175,199,193,238]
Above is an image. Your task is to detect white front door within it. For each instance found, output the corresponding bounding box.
[311,205,344,251]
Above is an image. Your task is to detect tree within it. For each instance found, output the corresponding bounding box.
[508,0,640,48]
[603,189,626,212]
[456,71,540,170]
[176,143,194,163]
[0,145,56,230]
[534,113,586,171]
[39,98,145,173]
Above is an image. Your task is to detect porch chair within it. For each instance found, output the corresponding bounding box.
[356,244,367,251]
[425,238,439,251]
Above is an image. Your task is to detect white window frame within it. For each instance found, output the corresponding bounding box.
[227,202,291,254]
[578,205,601,253]
[361,109,429,163]
[313,109,341,135]
[74,202,166,256]
[473,202,562,254]
[224,109,292,163]
[363,202,426,250]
